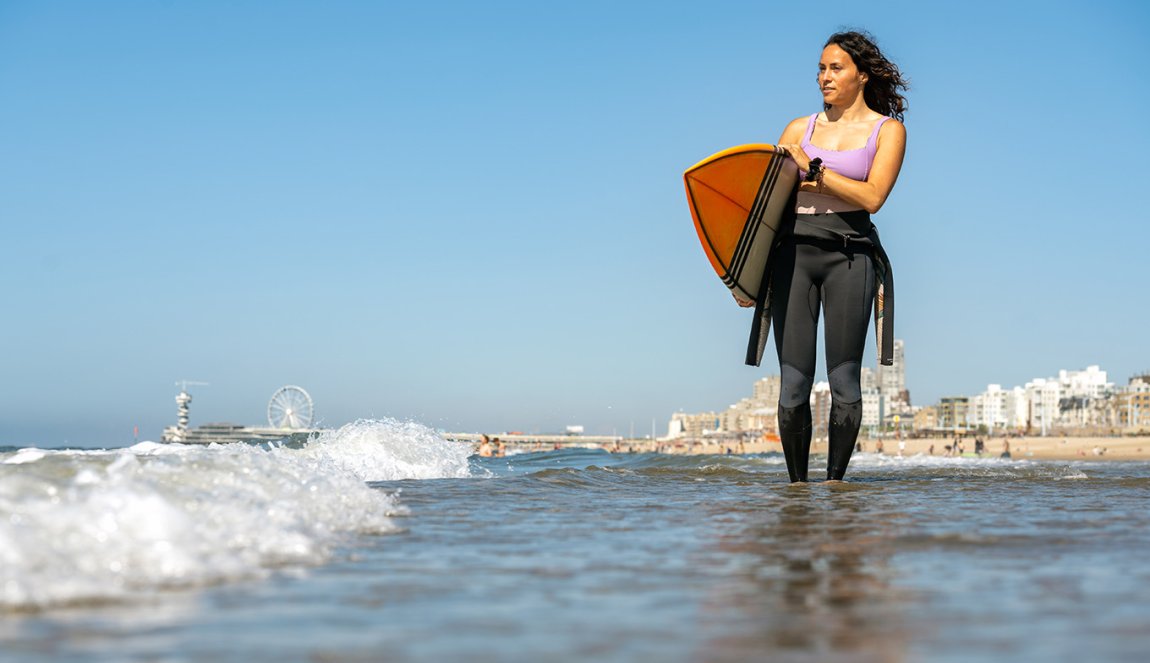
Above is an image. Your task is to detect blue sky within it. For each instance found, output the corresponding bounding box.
[2,0,1147,447]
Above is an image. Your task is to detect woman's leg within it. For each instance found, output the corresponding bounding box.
[821,250,876,480]
[771,242,820,482]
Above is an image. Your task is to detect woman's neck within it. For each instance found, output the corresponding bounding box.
[824,95,873,123]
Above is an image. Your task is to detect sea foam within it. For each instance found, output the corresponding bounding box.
[0,418,472,611]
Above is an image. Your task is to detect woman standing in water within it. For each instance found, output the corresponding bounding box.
[748,31,908,482]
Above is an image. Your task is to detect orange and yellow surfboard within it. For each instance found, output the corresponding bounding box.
[684,144,798,303]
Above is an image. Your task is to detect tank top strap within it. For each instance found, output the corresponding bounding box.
[866,116,892,151]
[800,113,819,147]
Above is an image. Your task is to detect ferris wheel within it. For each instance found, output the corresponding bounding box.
[267,385,315,429]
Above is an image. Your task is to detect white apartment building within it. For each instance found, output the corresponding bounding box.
[1024,378,1062,435]
[1052,365,1113,428]
[877,339,906,398]
[969,383,1029,431]
[962,366,1116,434]
[1058,365,1112,399]
[1004,386,1030,429]
[969,384,1004,430]
[870,339,911,420]
[862,388,883,428]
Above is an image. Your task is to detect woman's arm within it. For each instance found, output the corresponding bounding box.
[779,119,907,214]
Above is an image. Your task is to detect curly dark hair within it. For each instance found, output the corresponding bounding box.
[824,30,908,121]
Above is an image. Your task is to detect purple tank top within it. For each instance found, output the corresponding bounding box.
[799,113,891,181]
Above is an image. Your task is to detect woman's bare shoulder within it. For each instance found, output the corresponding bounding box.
[879,118,906,137]
[876,118,907,148]
[778,115,812,142]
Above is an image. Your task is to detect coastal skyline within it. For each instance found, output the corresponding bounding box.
[670,351,1145,439]
[2,1,1148,447]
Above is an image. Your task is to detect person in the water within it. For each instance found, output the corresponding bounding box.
[738,31,908,482]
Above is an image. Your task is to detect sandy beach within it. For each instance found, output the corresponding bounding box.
[851,434,1150,461]
[607,435,1150,461]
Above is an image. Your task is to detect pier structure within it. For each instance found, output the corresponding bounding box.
[443,432,624,449]
[161,383,322,445]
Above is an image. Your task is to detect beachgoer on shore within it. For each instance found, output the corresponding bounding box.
[736,31,907,483]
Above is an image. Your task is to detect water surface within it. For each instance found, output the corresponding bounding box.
[3,426,1149,662]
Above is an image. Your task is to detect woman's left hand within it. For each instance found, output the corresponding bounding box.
[776,143,812,172]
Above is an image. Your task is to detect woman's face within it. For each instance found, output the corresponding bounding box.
[818,44,867,106]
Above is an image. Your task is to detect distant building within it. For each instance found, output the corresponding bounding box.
[666,375,782,440]
[667,411,720,439]
[969,384,1003,431]
[1058,365,1112,400]
[969,383,1028,432]
[1113,374,1150,431]
[811,381,832,441]
[933,364,1127,436]
[938,396,970,432]
[914,405,939,432]
[753,375,782,404]
[862,388,883,428]
[1053,365,1114,429]
[666,340,910,440]
[878,339,910,416]
[1024,378,1062,435]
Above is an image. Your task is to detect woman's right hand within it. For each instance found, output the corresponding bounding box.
[776,143,812,172]
[733,292,755,308]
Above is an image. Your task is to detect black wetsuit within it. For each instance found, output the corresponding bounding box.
[771,210,884,482]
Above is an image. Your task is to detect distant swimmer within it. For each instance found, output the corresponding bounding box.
[735,31,908,483]
[477,435,493,458]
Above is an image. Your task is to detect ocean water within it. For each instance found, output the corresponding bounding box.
[3,421,1150,662]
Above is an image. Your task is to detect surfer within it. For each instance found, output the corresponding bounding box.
[748,31,908,482]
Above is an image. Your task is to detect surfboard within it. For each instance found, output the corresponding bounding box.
[683,144,798,302]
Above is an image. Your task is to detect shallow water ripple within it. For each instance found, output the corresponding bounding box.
[3,447,1150,662]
